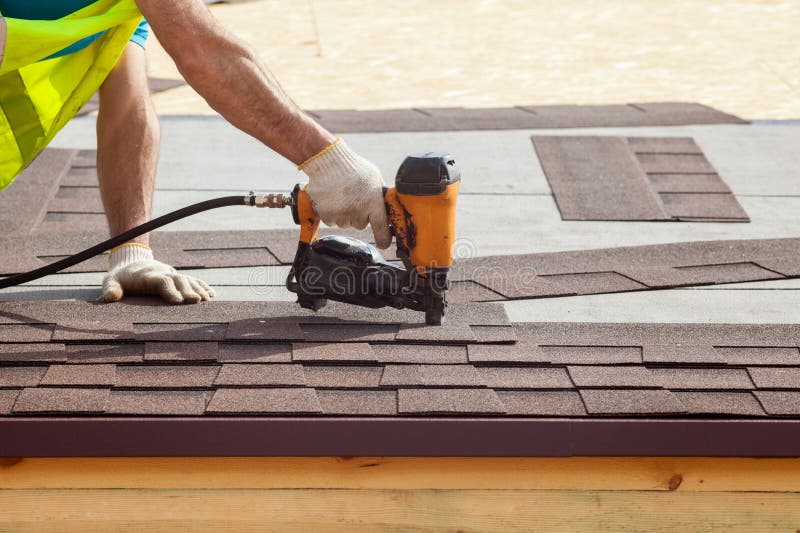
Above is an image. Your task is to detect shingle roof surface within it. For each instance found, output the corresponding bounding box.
[1,301,798,421]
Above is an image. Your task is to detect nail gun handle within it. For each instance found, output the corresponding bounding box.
[290,184,320,245]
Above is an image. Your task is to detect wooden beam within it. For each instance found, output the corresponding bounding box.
[1,488,799,532]
[3,456,800,492]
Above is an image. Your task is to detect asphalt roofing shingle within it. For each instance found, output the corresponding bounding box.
[13,387,109,414]
[133,323,228,342]
[0,324,54,342]
[106,390,208,416]
[291,342,378,363]
[214,364,306,387]
[532,135,747,223]
[674,391,765,416]
[539,346,643,364]
[303,366,384,389]
[381,365,484,387]
[39,364,116,387]
[115,365,220,389]
[649,368,755,390]
[316,389,397,415]
[0,367,47,388]
[64,344,144,363]
[468,342,550,363]
[398,388,504,415]
[497,390,586,416]
[298,323,399,342]
[0,389,20,415]
[753,391,800,416]
[715,347,800,366]
[568,366,658,388]
[580,389,684,415]
[371,344,468,364]
[642,344,723,364]
[206,388,322,415]
[144,342,218,362]
[478,367,573,389]
[0,343,66,363]
[216,343,293,363]
[747,367,800,389]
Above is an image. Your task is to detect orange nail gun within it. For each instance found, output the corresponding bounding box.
[249,153,460,325]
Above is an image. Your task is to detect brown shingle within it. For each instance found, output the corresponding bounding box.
[206,388,322,414]
[0,324,54,342]
[225,318,306,341]
[498,390,587,416]
[675,392,765,416]
[650,368,754,390]
[144,342,218,362]
[580,389,684,415]
[0,343,66,363]
[304,366,384,388]
[64,344,144,363]
[398,388,504,414]
[540,346,642,364]
[13,387,109,414]
[299,323,399,342]
[217,343,292,363]
[214,364,305,387]
[540,272,646,295]
[133,323,227,341]
[478,367,573,389]
[40,364,116,387]
[317,390,397,415]
[635,152,716,174]
[748,367,800,389]
[753,391,800,416]
[371,344,467,364]
[115,365,220,389]
[52,321,134,342]
[470,325,518,343]
[381,365,484,387]
[292,342,378,362]
[468,342,550,363]
[715,347,800,366]
[0,389,20,414]
[659,193,749,221]
[532,136,668,221]
[568,366,658,388]
[642,345,723,364]
[395,324,476,342]
[0,366,47,387]
[107,390,207,415]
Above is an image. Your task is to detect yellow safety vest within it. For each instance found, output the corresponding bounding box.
[0,0,142,189]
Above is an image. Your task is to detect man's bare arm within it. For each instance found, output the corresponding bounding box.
[135,0,335,165]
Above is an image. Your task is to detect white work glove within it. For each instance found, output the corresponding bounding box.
[300,139,392,249]
[102,243,215,304]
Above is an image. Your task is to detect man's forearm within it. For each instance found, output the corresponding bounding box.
[136,0,335,165]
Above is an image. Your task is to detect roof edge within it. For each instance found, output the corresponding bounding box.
[1,417,798,457]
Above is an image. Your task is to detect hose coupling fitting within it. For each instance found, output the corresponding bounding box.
[245,191,295,208]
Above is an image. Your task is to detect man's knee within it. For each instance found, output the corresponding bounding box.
[98,43,157,128]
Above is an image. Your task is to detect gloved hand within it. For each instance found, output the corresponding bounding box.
[300,139,392,249]
[102,243,215,304]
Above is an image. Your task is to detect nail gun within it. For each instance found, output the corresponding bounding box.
[0,153,460,325]
[248,152,461,325]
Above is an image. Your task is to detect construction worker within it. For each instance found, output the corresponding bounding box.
[0,0,391,304]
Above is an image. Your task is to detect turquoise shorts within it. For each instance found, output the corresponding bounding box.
[0,0,149,59]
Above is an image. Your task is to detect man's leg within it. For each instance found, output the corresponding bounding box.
[96,42,159,245]
[0,18,7,67]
